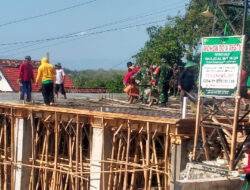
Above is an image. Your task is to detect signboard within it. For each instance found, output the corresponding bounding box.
[199,36,245,97]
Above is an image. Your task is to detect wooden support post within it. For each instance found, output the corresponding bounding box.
[230,97,240,170]
[193,97,201,161]
[123,120,131,190]
[130,135,139,190]
[108,131,117,190]
[53,112,59,189]
[164,124,170,190]
[4,117,7,190]
[113,137,122,190]
[101,117,105,190]
[201,126,210,160]
[29,113,35,190]
[145,122,150,190]
[11,109,15,190]
[75,114,79,190]
[80,124,84,190]
[44,125,49,190]
[152,137,162,190]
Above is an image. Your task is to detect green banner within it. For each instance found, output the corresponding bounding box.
[199,36,244,97]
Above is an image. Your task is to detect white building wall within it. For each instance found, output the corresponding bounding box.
[0,70,13,91]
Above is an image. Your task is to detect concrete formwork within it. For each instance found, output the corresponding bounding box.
[0,102,195,190]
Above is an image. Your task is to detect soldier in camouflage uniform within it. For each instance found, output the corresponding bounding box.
[135,62,151,104]
[157,59,172,107]
[170,63,180,97]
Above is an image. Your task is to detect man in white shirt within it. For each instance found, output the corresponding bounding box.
[55,62,67,99]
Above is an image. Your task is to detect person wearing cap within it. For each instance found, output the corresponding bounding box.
[18,56,34,103]
[238,142,250,177]
[55,62,67,99]
[178,61,197,110]
[35,57,56,106]
[156,58,172,107]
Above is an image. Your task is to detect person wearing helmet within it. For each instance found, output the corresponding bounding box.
[55,62,67,99]
[18,56,34,103]
[35,57,56,106]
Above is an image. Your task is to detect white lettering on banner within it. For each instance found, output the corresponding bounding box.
[203,44,242,52]
[201,64,238,89]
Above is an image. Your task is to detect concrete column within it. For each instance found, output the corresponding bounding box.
[89,118,112,190]
[90,126,103,190]
[170,140,189,190]
[14,118,32,190]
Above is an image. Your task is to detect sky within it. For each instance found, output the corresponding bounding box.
[0,0,189,70]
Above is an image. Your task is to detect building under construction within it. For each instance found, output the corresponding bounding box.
[0,93,249,190]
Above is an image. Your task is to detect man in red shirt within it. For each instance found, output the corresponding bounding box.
[18,56,34,102]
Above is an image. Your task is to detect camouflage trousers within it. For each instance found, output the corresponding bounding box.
[139,85,150,100]
[158,82,169,103]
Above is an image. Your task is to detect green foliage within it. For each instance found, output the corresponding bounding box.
[65,69,125,93]
[133,0,250,72]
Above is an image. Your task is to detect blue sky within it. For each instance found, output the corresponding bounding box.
[0,0,189,70]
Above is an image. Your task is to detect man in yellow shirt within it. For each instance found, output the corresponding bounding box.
[35,57,56,106]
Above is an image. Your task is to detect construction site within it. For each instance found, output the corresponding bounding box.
[0,0,249,189]
[0,91,247,190]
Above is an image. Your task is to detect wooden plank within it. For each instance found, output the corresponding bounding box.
[0,102,179,124]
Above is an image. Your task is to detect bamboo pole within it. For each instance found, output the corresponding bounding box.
[75,114,79,190]
[164,124,170,190]
[152,137,162,190]
[11,108,15,190]
[80,124,84,190]
[113,137,122,190]
[3,117,7,190]
[123,120,131,190]
[130,136,139,190]
[192,97,201,160]
[101,116,105,190]
[43,124,50,190]
[148,153,154,189]
[107,131,117,190]
[230,97,240,170]
[29,113,35,190]
[53,112,59,189]
[118,144,126,188]
[201,126,210,160]
[145,122,150,190]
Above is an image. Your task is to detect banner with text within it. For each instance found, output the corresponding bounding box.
[199,36,245,97]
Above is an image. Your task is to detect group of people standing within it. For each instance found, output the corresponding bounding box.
[125,59,197,107]
[18,56,67,106]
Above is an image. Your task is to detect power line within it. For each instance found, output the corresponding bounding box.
[0,0,97,28]
[3,19,167,57]
[0,4,184,47]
